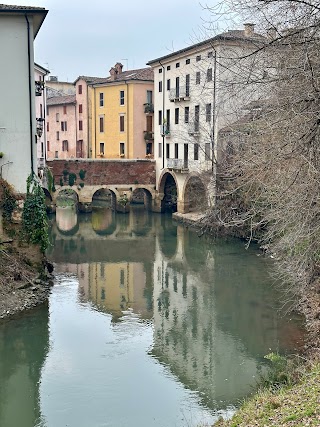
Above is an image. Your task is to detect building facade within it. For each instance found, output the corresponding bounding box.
[34,63,50,168]
[147,24,264,213]
[0,5,47,193]
[90,63,154,160]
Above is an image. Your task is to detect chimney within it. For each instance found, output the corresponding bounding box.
[244,23,255,37]
[109,67,117,81]
[114,62,123,74]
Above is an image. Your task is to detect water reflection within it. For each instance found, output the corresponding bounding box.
[47,207,304,415]
[0,306,49,427]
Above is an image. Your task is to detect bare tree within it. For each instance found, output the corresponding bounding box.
[201,0,320,297]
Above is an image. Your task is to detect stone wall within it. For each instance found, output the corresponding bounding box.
[47,159,156,187]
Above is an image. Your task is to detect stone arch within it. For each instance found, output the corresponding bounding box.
[92,188,116,210]
[56,206,79,235]
[158,171,179,213]
[56,188,79,207]
[157,215,178,259]
[182,174,208,213]
[131,187,153,211]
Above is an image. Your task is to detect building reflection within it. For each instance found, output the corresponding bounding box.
[48,207,304,410]
[0,305,49,426]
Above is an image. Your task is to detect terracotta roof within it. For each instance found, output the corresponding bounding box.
[147,29,265,65]
[74,75,102,84]
[90,67,154,85]
[0,4,45,10]
[47,94,76,106]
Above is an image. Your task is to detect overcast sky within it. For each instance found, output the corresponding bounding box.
[15,0,222,82]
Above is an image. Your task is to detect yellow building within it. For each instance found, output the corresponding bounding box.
[90,63,154,159]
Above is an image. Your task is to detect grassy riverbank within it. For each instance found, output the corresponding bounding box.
[214,361,320,427]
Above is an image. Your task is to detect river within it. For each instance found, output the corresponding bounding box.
[0,206,304,427]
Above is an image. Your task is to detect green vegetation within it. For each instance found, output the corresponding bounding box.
[21,174,49,253]
[68,172,77,187]
[79,169,86,180]
[214,362,320,427]
[0,178,16,221]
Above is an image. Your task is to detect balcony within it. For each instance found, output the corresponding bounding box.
[169,87,190,102]
[160,124,171,137]
[167,158,188,171]
[188,121,200,136]
[35,80,45,96]
[144,130,154,141]
[144,103,154,114]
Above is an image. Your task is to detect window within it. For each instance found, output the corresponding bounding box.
[186,58,190,65]
[78,84,82,94]
[186,74,190,97]
[99,116,104,133]
[194,143,199,160]
[56,131,59,140]
[205,143,211,160]
[120,90,125,105]
[79,104,83,114]
[159,81,162,92]
[101,288,105,300]
[159,68,163,73]
[176,62,180,68]
[63,105,67,114]
[167,65,171,71]
[167,79,170,91]
[195,105,200,132]
[61,121,67,131]
[175,76,180,97]
[100,93,104,107]
[174,143,178,159]
[166,109,170,128]
[120,142,125,155]
[196,72,200,84]
[47,141,50,152]
[166,143,170,159]
[184,107,189,123]
[55,151,58,158]
[146,142,152,155]
[79,120,83,131]
[147,90,152,104]
[62,140,68,151]
[120,115,125,132]
[158,110,162,125]
[40,103,43,118]
[207,68,213,82]
[46,105,49,116]
[100,142,105,155]
[158,143,162,158]
[175,108,179,124]
[76,140,83,157]
[206,103,212,122]
[47,122,49,132]
[196,55,201,62]
[208,51,213,58]
[146,115,153,132]
[56,112,59,122]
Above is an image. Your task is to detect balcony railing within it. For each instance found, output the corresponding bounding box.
[169,86,190,102]
[144,103,154,114]
[188,121,200,136]
[144,130,154,140]
[160,124,171,137]
[167,158,188,170]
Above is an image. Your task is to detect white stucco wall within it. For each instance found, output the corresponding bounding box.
[0,14,37,193]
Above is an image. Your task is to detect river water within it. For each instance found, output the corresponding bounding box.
[0,207,304,427]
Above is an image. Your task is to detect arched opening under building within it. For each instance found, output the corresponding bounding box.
[184,176,207,212]
[131,188,153,211]
[56,188,79,208]
[159,173,178,213]
[92,188,116,210]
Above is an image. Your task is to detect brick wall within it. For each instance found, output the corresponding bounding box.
[47,159,156,186]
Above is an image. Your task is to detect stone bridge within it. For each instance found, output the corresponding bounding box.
[46,159,210,214]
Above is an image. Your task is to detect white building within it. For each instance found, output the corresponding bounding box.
[147,24,264,214]
[0,4,48,193]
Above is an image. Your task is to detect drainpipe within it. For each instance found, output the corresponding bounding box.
[159,60,165,169]
[75,102,78,157]
[125,80,129,158]
[94,88,97,158]
[25,14,34,175]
